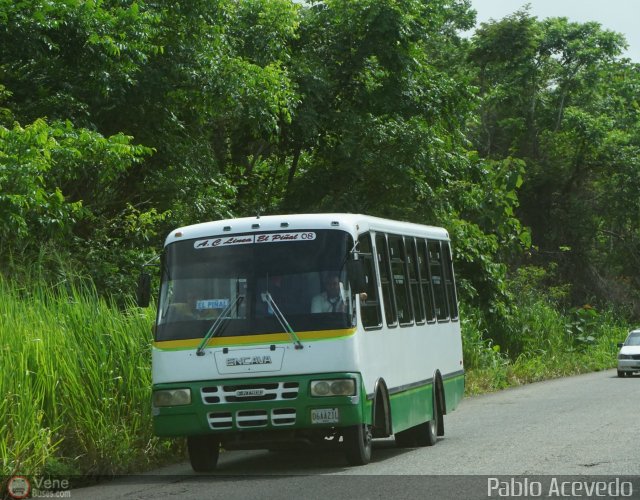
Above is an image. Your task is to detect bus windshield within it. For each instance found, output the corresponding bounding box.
[156,229,355,341]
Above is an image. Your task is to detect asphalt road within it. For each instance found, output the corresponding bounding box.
[73,369,640,499]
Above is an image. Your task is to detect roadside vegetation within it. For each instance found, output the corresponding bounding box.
[0,276,180,481]
[462,266,630,394]
[1,0,639,482]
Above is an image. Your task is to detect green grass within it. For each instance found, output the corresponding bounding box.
[0,277,179,480]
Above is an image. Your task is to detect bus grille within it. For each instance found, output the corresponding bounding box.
[236,410,268,428]
[201,382,299,404]
[206,408,297,429]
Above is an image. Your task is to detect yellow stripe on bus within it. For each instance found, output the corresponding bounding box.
[153,328,357,350]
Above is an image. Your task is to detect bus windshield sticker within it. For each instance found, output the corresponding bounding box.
[255,232,316,243]
[196,299,230,310]
[194,232,316,249]
[194,236,254,249]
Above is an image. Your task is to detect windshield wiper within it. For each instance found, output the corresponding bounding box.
[263,292,303,350]
[196,295,245,356]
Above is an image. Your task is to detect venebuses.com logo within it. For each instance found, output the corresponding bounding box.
[5,475,71,499]
[6,476,30,499]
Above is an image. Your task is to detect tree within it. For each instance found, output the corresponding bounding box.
[0,117,152,288]
[469,10,639,311]
[0,0,532,311]
[0,0,161,128]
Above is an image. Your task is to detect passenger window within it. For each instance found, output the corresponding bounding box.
[388,235,413,326]
[418,239,436,322]
[358,233,382,329]
[375,234,397,327]
[407,237,426,324]
[427,240,449,321]
[443,243,459,320]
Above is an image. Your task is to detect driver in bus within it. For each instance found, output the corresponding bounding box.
[311,272,345,313]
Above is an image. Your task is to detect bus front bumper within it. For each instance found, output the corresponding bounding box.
[152,372,368,440]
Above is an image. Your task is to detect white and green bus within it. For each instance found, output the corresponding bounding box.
[140,214,464,470]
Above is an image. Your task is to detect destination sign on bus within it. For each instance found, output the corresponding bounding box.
[194,232,316,249]
[196,299,230,310]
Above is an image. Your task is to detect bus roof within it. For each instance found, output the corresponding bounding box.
[164,213,449,247]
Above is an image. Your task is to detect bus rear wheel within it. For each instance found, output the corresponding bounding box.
[187,435,220,472]
[343,424,372,465]
[395,389,439,447]
[415,389,439,446]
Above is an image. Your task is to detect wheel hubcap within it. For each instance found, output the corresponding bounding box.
[364,425,372,446]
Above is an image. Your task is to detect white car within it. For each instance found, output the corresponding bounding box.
[617,329,640,377]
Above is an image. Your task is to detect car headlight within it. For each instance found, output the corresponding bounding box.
[153,388,191,407]
[310,379,356,397]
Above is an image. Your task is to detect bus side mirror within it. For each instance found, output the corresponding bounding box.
[347,259,366,293]
[136,272,152,308]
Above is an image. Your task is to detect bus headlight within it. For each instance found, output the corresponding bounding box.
[153,388,192,407]
[310,379,356,397]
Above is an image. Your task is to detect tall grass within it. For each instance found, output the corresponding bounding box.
[0,277,176,479]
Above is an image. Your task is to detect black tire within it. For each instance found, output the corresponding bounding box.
[618,370,626,377]
[187,435,220,472]
[343,424,372,465]
[414,390,438,447]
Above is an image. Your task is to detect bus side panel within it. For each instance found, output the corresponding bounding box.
[357,323,462,432]
[388,383,434,434]
[443,373,465,414]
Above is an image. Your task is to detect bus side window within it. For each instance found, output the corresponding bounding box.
[407,237,426,324]
[358,233,382,329]
[388,235,413,326]
[419,239,436,322]
[427,240,449,321]
[443,242,459,320]
[375,234,397,327]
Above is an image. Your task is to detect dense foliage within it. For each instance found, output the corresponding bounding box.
[2,0,638,319]
[1,0,639,478]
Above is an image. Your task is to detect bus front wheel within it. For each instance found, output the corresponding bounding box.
[343,424,372,465]
[187,435,220,472]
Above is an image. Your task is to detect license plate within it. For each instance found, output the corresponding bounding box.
[311,408,339,424]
